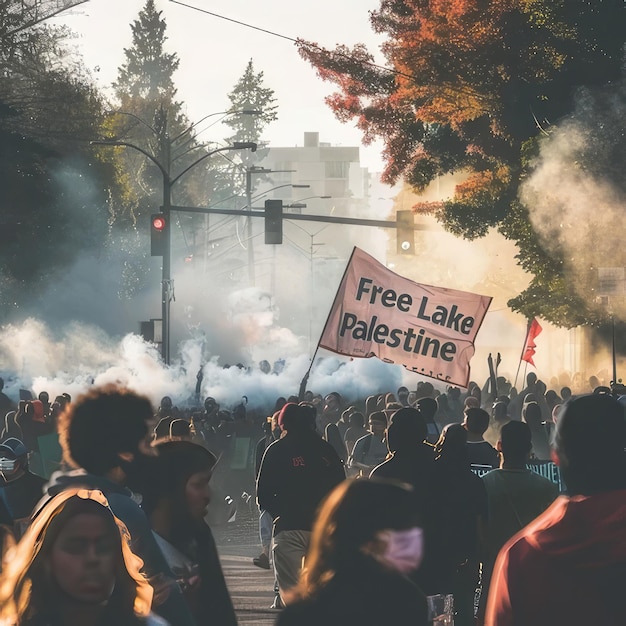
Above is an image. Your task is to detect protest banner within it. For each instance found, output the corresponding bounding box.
[318,247,492,387]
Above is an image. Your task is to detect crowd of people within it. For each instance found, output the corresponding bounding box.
[0,365,624,626]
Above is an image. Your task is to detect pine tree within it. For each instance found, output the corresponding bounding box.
[216,59,278,200]
[110,0,191,218]
[114,0,181,115]
[105,0,200,297]
[224,59,278,146]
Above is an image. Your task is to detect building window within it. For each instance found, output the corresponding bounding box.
[325,161,349,179]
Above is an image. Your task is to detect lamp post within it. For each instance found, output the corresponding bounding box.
[283,195,331,213]
[91,116,256,364]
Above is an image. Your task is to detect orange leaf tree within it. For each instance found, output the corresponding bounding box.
[298,0,624,327]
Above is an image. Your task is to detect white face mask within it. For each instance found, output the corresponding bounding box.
[370,527,424,574]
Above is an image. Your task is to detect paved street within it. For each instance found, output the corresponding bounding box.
[213,506,279,625]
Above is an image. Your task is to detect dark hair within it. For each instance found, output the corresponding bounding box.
[521,401,542,429]
[292,479,419,600]
[142,441,217,540]
[297,403,318,430]
[434,423,469,468]
[464,407,490,434]
[555,394,626,494]
[369,411,387,425]
[415,397,437,420]
[419,382,434,397]
[169,419,191,438]
[499,421,532,462]
[59,386,152,475]
[365,395,378,418]
[386,410,427,452]
[492,401,508,421]
[324,423,346,463]
[273,397,287,413]
[348,411,365,428]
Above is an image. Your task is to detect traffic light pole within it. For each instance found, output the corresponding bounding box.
[169,204,430,231]
[92,138,256,365]
[162,173,172,366]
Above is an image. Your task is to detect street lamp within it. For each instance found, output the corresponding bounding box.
[282,195,331,213]
[91,122,256,364]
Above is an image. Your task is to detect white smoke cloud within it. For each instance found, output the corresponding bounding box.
[520,83,626,315]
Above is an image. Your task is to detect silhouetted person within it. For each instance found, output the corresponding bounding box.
[463,407,500,469]
[479,421,558,621]
[429,424,487,626]
[486,394,626,625]
[257,403,344,603]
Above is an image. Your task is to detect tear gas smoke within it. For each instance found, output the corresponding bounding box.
[5,87,625,404]
[520,81,626,320]
[0,317,403,412]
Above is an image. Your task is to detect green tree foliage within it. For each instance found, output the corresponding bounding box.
[216,59,278,201]
[297,0,625,327]
[224,59,278,145]
[109,0,188,218]
[104,0,212,296]
[0,2,116,320]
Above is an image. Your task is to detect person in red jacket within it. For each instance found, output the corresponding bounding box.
[485,393,626,626]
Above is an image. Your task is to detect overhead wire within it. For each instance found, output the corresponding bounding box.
[168,0,414,81]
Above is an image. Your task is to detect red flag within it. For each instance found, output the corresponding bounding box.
[521,318,542,366]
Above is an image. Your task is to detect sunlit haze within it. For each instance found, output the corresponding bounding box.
[54,0,387,171]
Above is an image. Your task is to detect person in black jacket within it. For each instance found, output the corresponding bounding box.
[256,403,345,603]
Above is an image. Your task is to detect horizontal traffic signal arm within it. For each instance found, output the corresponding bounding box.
[167,205,431,231]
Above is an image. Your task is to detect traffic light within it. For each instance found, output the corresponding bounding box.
[151,213,168,256]
[396,210,415,255]
[265,199,283,244]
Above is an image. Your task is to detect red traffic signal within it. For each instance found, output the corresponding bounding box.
[151,213,168,256]
[152,215,166,232]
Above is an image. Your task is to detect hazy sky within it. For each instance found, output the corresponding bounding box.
[55,0,388,171]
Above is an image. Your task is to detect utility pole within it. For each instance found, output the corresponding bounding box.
[245,167,256,285]
[92,114,256,364]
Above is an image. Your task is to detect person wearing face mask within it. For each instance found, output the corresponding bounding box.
[277,479,428,626]
[0,437,46,536]
[39,385,196,626]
